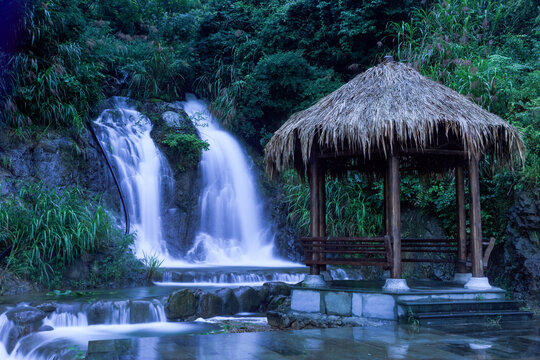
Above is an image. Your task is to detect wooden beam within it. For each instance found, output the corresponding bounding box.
[468,156,483,277]
[309,154,321,275]
[387,153,402,278]
[456,166,468,273]
[400,148,467,156]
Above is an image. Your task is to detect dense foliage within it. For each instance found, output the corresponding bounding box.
[0,183,140,288]
[0,0,538,278]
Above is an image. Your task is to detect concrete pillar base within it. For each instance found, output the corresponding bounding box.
[453,272,472,285]
[382,278,410,293]
[464,277,492,290]
[302,275,327,288]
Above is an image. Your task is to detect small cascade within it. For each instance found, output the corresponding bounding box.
[93,97,174,259]
[183,96,289,266]
[157,266,362,286]
[0,300,175,360]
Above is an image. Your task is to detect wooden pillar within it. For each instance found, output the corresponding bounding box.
[455,166,467,273]
[384,170,389,236]
[387,154,402,279]
[468,156,483,277]
[309,155,321,275]
[318,165,326,271]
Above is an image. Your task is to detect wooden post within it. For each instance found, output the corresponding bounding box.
[318,165,326,271]
[384,170,389,236]
[455,166,467,273]
[468,156,483,277]
[309,154,321,275]
[387,154,402,279]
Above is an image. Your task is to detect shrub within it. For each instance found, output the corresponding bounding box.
[0,183,132,287]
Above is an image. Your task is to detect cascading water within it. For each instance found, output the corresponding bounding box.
[0,300,208,360]
[182,96,285,266]
[93,98,174,259]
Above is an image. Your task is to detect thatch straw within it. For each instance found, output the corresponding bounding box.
[264,60,525,178]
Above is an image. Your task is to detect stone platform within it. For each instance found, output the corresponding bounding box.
[290,280,508,321]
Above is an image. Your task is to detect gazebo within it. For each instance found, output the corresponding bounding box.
[265,57,524,292]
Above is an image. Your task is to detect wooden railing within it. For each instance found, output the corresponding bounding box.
[300,236,392,269]
[299,236,495,269]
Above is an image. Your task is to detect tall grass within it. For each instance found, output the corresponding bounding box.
[282,171,383,237]
[0,183,123,286]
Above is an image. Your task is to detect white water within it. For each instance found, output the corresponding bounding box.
[181,96,291,267]
[93,98,174,259]
[0,300,185,360]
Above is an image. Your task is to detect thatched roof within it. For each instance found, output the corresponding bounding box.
[264,59,525,178]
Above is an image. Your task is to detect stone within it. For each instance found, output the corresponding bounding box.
[291,290,321,313]
[464,277,492,290]
[6,306,46,325]
[216,288,239,315]
[38,325,54,332]
[162,111,181,128]
[325,292,351,316]
[351,293,363,317]
[234,287,260,312]
[302,275,327,288]
[36,303,57,313]
[130,300,151,324]
[453,273,472,284]
[199,293,223,318]
[87,300,110,325]
[382,278,410,293]
[362,294,396,320]
[166,289,199,319]
[267,295,288,311]
[4,306,47,352]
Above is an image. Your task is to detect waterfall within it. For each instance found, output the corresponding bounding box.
[182,96,286,266]
[0,300,176,360]
[93,98,174,259]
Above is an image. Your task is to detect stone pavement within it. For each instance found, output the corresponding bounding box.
[87,318,540,359]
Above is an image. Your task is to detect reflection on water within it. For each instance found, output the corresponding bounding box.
[87,320,540,360]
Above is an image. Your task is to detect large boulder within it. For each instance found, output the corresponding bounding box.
[234,287,260,313]
[198,293,223,318]
[4,306,47,352]
[166,289,198,320]
[216,288,239,315]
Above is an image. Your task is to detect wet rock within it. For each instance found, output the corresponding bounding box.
[36,303,57,313]
[6,306,46,325]
[495,189,540,304]
[130,300,152,324]
[4,306,47,352]
[216,288,239,315]
[263,282,291,299]
[38,325,54,332]
[166,289,198,320]
[198,293,223,318]
[87,300,110,325]
[162,111,182,128]
[234,286,260,312]
[267,295,289,311]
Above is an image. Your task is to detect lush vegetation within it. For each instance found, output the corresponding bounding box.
[0,0,538,286]
[0,183,142,288]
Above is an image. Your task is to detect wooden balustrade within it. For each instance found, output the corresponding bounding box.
[299,236,495,270]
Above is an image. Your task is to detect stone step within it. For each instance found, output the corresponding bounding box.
[401,310,534,326]
[398,299,522,314]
